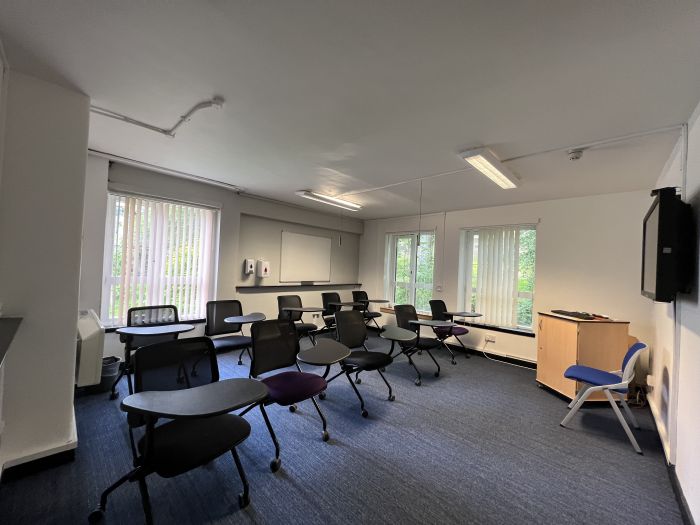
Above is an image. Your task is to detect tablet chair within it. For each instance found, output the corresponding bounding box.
[206,300,252,365]
[250,319,330,462]
[560,341,647,454]
[332,310,394,416]
[110,305,180,400]
[394,304,441,386]
[352,290,382,329]
[321,292,342,334]
[90,338,253,524]
[429,299,470,364]
[277,295,317,344]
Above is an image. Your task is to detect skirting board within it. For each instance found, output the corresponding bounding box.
[0,409,78,475]
[668,464,696,525]
[648,396,672,462]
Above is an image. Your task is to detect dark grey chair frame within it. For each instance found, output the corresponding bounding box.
[110,305,180,400]
[205,299,253,365]
[324,310,394,417]
[238,319,330,473]
[90,337,252,524]
[393,304,441,386]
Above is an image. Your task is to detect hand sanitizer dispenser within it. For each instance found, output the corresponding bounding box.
[256,260,270,278]
[244,259,255,275]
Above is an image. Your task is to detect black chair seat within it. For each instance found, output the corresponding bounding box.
[403,337,441,350]
[295,322,318,335]
[363,311,382,319]
[138,414,251,478]
[343,351,392,370]
[211,335,251,352]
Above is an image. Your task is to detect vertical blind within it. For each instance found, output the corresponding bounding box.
[474,226,519,327]
[102,193,217,327]
[461,224,537,329]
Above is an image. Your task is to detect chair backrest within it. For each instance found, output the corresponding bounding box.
[620,341,647,383]
[429,299,449,321]
[250,319,300,377]
[125,305,180,349]
[278,295,303,322]
[394,304,419,334]
[206,300,243,336]
[335,310,367,349]
[322,292,341,316]
[132,337,218,394]
[352,290,369,311]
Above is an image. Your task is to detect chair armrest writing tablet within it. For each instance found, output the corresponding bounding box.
[121,378,268,419]
[297,339,351,365]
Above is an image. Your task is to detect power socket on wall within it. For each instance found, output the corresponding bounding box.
[484,334,496,344]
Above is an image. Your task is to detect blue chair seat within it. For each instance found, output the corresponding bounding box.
[564,365,627,393]
[262,371,327,406]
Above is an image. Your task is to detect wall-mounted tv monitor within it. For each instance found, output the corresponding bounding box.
[641,187,694,302]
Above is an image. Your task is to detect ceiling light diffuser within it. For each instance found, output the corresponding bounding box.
[295,190,362,211]
[460,148,518,189]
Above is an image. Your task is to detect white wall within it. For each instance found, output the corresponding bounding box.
[88,162,363,358]
[237,214,360,318]
[651,101,700,521]
[360,190,654,362]
[78,156,109,312]
[0,71,89,468]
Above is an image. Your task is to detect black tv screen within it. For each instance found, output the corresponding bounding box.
[641,187,693,302]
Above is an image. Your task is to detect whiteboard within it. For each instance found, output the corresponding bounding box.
[280,231,332,282]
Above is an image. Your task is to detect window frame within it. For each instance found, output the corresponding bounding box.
[384,230,436,313]
[458,224,536,331]
[100,191,220,327]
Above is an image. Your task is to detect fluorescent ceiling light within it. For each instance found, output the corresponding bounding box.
[295,190,362,211]
[460,148,518,189]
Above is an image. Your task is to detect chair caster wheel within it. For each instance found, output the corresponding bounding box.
[322,430,330,442]
[289,405,297,413]
[109,392,118,400]
[270,458,281,472]
[361,409,368,418]
[451,359,457,365]
[434,372,440,377]
[88,509,104,523]
[417,351,422,355]
[380,367,386,372]
[238,493,250,509]
[237,360,243,365]
[355,378,362,384]
[319,391,326,400]
[388,395,395,402]
[414,379,422,386]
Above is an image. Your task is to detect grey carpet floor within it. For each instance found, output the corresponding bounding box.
[0,332,681,524]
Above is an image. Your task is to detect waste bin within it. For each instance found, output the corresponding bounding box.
[98,356,121,392]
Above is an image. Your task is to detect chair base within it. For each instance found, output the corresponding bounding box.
[560,384,642,454]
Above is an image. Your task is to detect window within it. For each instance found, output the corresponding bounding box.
[459,225,536,330]
[385,231,435,313]
[101,193,218,327]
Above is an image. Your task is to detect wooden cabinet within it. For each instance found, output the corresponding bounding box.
[536,312,629,401]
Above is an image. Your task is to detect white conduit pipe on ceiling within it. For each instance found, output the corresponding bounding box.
[90,96,225,137]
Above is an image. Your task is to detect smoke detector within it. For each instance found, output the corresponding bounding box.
[568,149,584,161]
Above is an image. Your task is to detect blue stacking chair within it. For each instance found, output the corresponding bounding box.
[560,341,647,454]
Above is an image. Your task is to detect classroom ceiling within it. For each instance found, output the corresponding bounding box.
[1,1,700,219]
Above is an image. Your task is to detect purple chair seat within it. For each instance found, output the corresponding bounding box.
[434,326,469,338]
[261,371,327,406]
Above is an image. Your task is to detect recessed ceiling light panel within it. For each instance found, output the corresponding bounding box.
[295,190,362,211]
[460,148,518,189]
